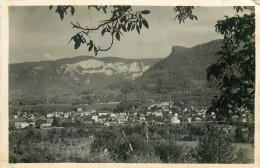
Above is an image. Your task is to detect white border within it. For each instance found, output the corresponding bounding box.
[1,0,259,168]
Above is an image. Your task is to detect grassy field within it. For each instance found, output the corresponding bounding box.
[33,137,94,162]
[176,141,254,163]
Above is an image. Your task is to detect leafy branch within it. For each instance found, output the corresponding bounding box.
[207,7,255,119]
[50,5,150,56]
[174,6,198,23]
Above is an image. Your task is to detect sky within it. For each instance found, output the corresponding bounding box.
[9,6,245,64]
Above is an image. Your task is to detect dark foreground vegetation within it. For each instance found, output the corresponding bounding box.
[9,122,254,163]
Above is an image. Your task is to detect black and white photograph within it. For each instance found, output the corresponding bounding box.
[3,3,257,164]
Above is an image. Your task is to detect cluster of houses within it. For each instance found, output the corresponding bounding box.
[146,103,212,123]
[11,102,254,130]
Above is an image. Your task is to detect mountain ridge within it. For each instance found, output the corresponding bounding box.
[108,39,223,107]
[9,55,162,101]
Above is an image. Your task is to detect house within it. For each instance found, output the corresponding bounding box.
[40,123,52,128]
[92,115,98,122]
[154,111,163,116]
[232,115,240,122]
[46,118,53,123]
[58,111,64,115]
[120,112,127,116]
[77,107,83,112]
[171,116,180,124]
[195,117,202,122]
[64,112,70,118]
[104,122,111,126]
[110,113,117,117]
[84,111,92,116]
[109,121,117,125]
[14,122,30,129]
[98,112,108,117]
[242,114,247,122]
[146,112,152,115]
[29,121,35,126]
[97,118,106,124]
[174,112,179,117]
[47,113,54,118]
[54,113,60,117]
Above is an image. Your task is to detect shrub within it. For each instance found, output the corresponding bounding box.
[194,123,235,163]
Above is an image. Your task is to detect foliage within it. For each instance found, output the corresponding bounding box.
[234,125,246,143]
[174,6,198,23]
[9,123,254,163]
[154,140,192,163]
[207,7,255,120]
[50,5,150,55]
[194,123,235,163]
[50,6,197,55]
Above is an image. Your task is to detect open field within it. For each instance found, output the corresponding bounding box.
[176,141,254,163]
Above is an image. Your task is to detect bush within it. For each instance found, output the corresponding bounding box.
[194,123,235,163]
[234,125,246,143]
[154,140,192,163]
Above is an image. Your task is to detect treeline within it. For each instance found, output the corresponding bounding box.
[9,123,253,163]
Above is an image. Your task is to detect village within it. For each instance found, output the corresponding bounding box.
[10,101,254,130]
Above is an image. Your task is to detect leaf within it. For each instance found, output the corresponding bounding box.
[136,25,140,34]
[131,24,135,31]
[140,10,150,15]
[139,20,142,29]
[81,36,86,43]
[101,29,106,36]
[72,36,80,49]
[116,32,120,41]
[142,19,149,29]
[102,7,107,13]
[122,24,127,32]
[88,44,93,51]
[71,6,75,15]
[127,23,132,31]
[60,11,64,20]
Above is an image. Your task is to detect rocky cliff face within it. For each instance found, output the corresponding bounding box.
[9,56,161,94]
[63,59,150,81]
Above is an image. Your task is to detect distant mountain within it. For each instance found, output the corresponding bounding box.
[9,56,162,100]
[109,39,224,107]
